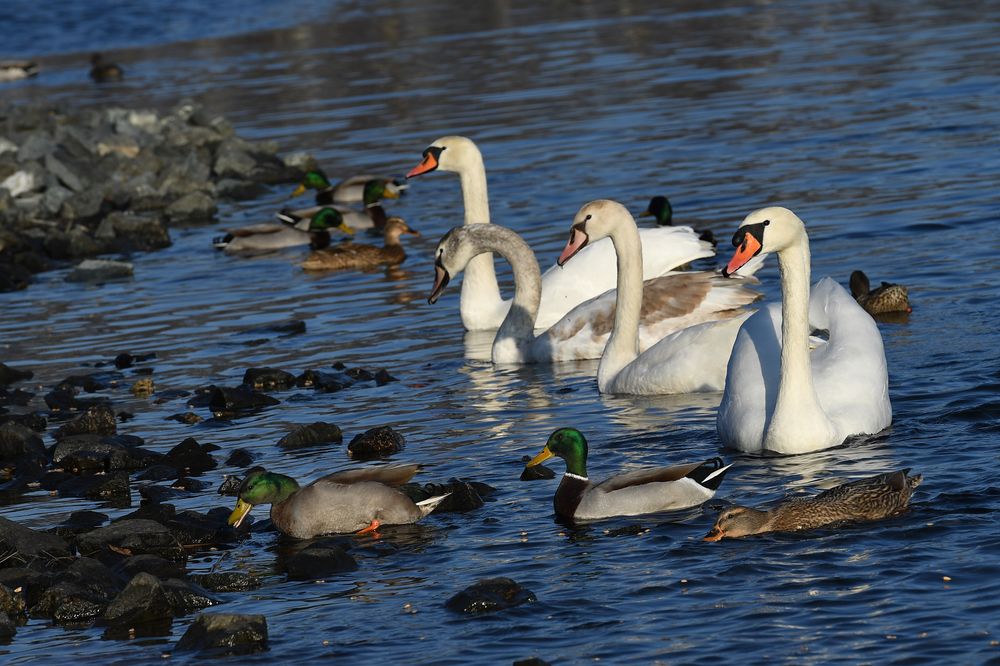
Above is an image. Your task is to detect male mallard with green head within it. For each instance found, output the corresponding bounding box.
[280,178,402,231]
[214,207,354,253]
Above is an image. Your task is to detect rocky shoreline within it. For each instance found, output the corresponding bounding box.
[0,102,313,291]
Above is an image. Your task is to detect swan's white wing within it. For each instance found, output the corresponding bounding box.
[533,226,714,329]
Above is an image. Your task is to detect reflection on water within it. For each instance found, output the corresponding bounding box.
[1,0,999,664]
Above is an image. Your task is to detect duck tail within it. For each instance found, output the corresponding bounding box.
[212,234,233,250]
[687,457,733,492]
[275,208,300,226]
[416,493,451,517]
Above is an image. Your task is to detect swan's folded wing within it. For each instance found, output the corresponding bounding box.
[314,464,421,487]
[594,462,706,493]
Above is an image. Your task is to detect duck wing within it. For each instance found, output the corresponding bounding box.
[595,458,727,493]
[312,463,421,488]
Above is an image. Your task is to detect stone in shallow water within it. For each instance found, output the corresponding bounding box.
[242,367,296,391]
[400,478,496,513]
[225,448,254,467]
[77,518,185,562]
[0,516,73,568]
[164,437,218,474]
[53,404,117,439]
[65,258,134,283]
[0,422,45,461]
[102,572,173,626]
[277,422,343,449]
[347,426,405,460]
[191,571,261,593]
[207,386,280,416]
[175,612,268,656]
[0,363,33,387]
[284,542,358,580]
[445,577,537,614]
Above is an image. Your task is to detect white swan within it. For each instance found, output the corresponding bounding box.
[428,223,759,364]
[558,200,762,394]
[716,207,892,455]
[407,135,714,331]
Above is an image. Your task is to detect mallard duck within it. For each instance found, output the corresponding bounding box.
[704,469,922,541]
[301,217,419,271]
[850,270,911,315]
[227,464,450,538]
[639,195,715,245]
[214,208,353,253]
[0,60,39,82]
[89,53,123,82]
[525,428,731,520]
[280,178,402,231]
[290,169,407,206]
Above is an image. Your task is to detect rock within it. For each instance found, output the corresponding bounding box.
[56,370,123,392]
[58,510,109,533]
[520,461,556,481]
[113,352,134,368]
[174,612,268,656]
[137,464,180,481]
[445,578,536,614]
[0,583,26,618]
[45,151,87,192]
[102,572,174,626]
[131,377,154,397]
[53,404,117,439]
[0,568,53,609]
[43,388,111,412]
[51,433,164,470]
[0,516,73,568]
[0,387,34,407]
[0,412,47,432]
[65,258,134,283]
[217,475,242,496]
[161,577,220,614]
[77,519,185,562]
[208,386,280,416]
[165,191,216,221]
[295,368,354,392]
[374,369,398,386]
[213,140,257,180]
[513,658,551,666]
[347,426,405,460]
[191,571,261,593]
[56,470,130,503]
[284,542,358,580]
[0,422,45,461]
[162,508,238,547]
[116,554,185,580]
[0,613,14,642]
[402,479,493,513]
[225,448,254,467]
[164,437,217,474]
[0,363,33,386]
[239,319,305,338]
[242,367,296,391]
[167,412,202,424]
[277,422,343,449]
[102,211,171,252]
[31,581,106,623]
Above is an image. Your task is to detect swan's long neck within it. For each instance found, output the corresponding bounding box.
[765,232,835,452]
[597,218,643,391]
[455,155,503,330]
[466,228,540,363]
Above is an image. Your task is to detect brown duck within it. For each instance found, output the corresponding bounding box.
[704,469,921,541]
[850,270,911,315]
[300,217,419,271]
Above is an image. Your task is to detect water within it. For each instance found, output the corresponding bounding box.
[2,0,1000,663]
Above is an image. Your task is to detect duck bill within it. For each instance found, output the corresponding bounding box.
[526,446,554,467]
[339,223,355,236]
[558,225,588,267]
[228,499,253,528]
[703,527,724,542]
[723,234,762,277]
[407,152,439,178]
[290,183,307,197]
[406,228,421,237]
[428,263,451,304]
[639,209,652,217]
[382,187,401,200]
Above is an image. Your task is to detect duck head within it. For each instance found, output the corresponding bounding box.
[703,505,770,541]
[228,468,301,528]
[527,428,589,477]
[309,208,355,235]
[639,196,673,226]
[558,199,632,266]
[384,217,420,242]
[407,136,480,178]
[363,179,401,207]
[290,169,332,198]
[723,206,804,276]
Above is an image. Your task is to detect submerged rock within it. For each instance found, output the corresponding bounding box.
[284,541,358,580]
[445,578,536,614]
[401,478,495,513]
[277,422,343,449]
[77,518,185,562]
[207,385,280,416]
[65,258,134,283]
[0,363,33,387]
[52,404,117,439]
[225,448,254,467]
[191,571,261,593]
[242,367,296,391]
[164,437,218,475]
[0,516,73,568]
[347,426,404,460]
[174,612,268,656]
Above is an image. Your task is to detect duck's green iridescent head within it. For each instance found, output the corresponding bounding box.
[227,468,301,527]
[309,208,354,235]
[291,169,332,197]
[363,179,400,207]
[640,196,673,226]
[527,427,589,477]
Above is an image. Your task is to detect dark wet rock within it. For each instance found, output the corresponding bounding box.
[115,500,176,525]
[57,470,130,503]
[77,518,185,562]
[513,658,551,666]
[164,191,216,222]
[208,385,280,416]
[65,258,134,283]
[116,554,185,580]
[43,388,111,413]
[445,577,536,614]
[217,475,242,496]
[52,404,117,439]
[52,433,164,470]
[0,387,34,407]
[346,367,374,381]
[172,477,209,492]
[374,368,398,386]
[277,422,343,449]
[114,352,134,369]
[165,508,237,546]
[0,363,32,387]
[0,583,26,618]
[65,557,126,599]
[162,577,220,614]
[0,568,54,609]
[0,612,14,641]
[242,367,296,391]
[175,612,268,656]
[520,456,556,481]
[401,478,495,513]
[347,426,405,460]
[191,571,261,593]
[0,412,47,432]
[166,411,203,424]
[56,510,109,536]
[0,454,45,494]
[0,516,73,569]
[31,581,106,623]
[239,319,305,338]
[137,464,181,481]
[56,371,122,392]
[139,484,185,504]
[164,437,218,474]
[102,572,173,626]
[284,542,358,580]
[0,422,45,461]
[295,368,354,392]
[100,211,172,252]
[225,448,254,467]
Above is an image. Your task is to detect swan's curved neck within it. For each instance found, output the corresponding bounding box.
[766,232,834,450]
[598,217,643,390]
[454,154,503,329]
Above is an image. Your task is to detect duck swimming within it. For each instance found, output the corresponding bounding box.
[214,207,354,253]
[89,53,123,82]
[525,428,731,521]
[0,60,39,82]
[850,270,911,315]
[301,217,419,271]
[290,169,407,206]
[704,469,921,541]
[279,178,402,231]
[639,195,715,245]
[228,464,450,538]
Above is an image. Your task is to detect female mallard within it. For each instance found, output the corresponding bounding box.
[228,464,450,538]
[0,60,39,82]
[89,53,123,82]
[301,217,419,271]
[290,169,407,206]
[704,469,922,541]
[213,208,353,253]
[280,178,402,231]
[850,270,911,315]
[525,428,731,520]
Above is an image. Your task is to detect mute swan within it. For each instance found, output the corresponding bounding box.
[558,200,762,394]
[525,428,732,520]
[301,218,419,272]
[407,135,714,331]
[716,207,892,455]
[429,223,758,363]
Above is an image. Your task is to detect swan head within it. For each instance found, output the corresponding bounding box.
[407,136,482,178]
[703,505,770,541]
[427,226,475,304]
[723,206,805,277]
[526,428,589,478]
[558,199,633,266]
